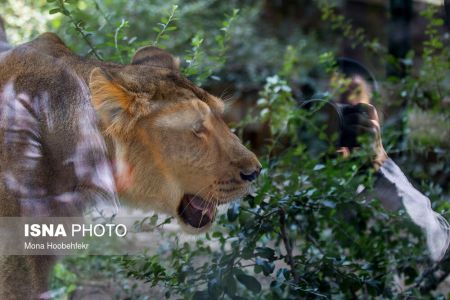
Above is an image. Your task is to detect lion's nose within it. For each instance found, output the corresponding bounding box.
[240,167,261,182]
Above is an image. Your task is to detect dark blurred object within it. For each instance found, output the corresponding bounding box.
[261,0,320,35]
[336,57,379,93]
[388,0,412,77]
[0,16,5,40]
[0,16,11,53]
[341,0,388,74]
[335,59,378,150]
[338,104,376,150]
[445,0,450,30]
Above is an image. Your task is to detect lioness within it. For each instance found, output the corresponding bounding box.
[0,20,260,298]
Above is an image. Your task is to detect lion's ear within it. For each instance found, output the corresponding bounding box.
[131,46,180,71]
[89,67,149,136]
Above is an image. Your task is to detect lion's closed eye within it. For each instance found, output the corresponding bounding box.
[192,121,207,136]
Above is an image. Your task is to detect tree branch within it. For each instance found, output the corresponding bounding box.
[279,207,301,284]
[411,251,450,294]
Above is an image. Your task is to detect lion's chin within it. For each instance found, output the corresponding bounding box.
[177,194,217,230]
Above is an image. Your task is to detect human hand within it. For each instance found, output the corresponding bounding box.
[338,103,388,170]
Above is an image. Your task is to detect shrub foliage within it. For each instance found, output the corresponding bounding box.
[1,0,449,298]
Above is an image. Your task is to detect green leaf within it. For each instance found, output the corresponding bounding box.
[49,8,61,14]
[234,270,261,293]
[212,231,222,238]
[223,272,237,296]
[150,214,158,225]
[192,290,210,300]
[431,19,444,26]
[227,202,240,222]
[255,247,275,260]
[241,243,254,259]
[207,278,221,298]
[62,8,70,16]
[313,164,325,171]
[322,200,336,208]
[255,258,275,276]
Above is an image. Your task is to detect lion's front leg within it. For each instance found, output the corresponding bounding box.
[0,255,56,300]
[28,255,57,299]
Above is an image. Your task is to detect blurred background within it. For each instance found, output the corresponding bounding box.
[1,0,449,299]
[3,0,448,185]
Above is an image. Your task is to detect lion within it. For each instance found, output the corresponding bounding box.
[0,19,261,299]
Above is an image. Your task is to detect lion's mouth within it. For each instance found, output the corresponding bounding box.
[177,194,217,228]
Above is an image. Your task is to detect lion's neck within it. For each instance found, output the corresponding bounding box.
[29,33,124,85]
[66,57,122,85]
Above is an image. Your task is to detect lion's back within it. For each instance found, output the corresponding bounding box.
[0,40,96,218]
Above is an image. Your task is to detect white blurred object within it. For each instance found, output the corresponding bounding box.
[375,158,450,261]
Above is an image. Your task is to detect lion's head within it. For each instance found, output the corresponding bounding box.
[89,46,261,232]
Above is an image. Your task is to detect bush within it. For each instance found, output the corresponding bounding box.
[2,0,449,298]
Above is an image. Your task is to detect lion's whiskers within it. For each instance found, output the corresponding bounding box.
[197,190,213,231]
[178,184,210,217]
[180,180,251,230]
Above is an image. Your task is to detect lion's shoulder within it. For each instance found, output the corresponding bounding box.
[0,32,93,93]
[26,32,75,59]
[0,42,90,114]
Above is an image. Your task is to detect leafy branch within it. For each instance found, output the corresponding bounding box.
[47,0,103,60]
[114,18,128,63]
[316,0,386,55]
[279,207,301,284]
[152,4,178,47]
[183,9,239,84]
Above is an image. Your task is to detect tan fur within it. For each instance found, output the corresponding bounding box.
[0,27,260,299]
